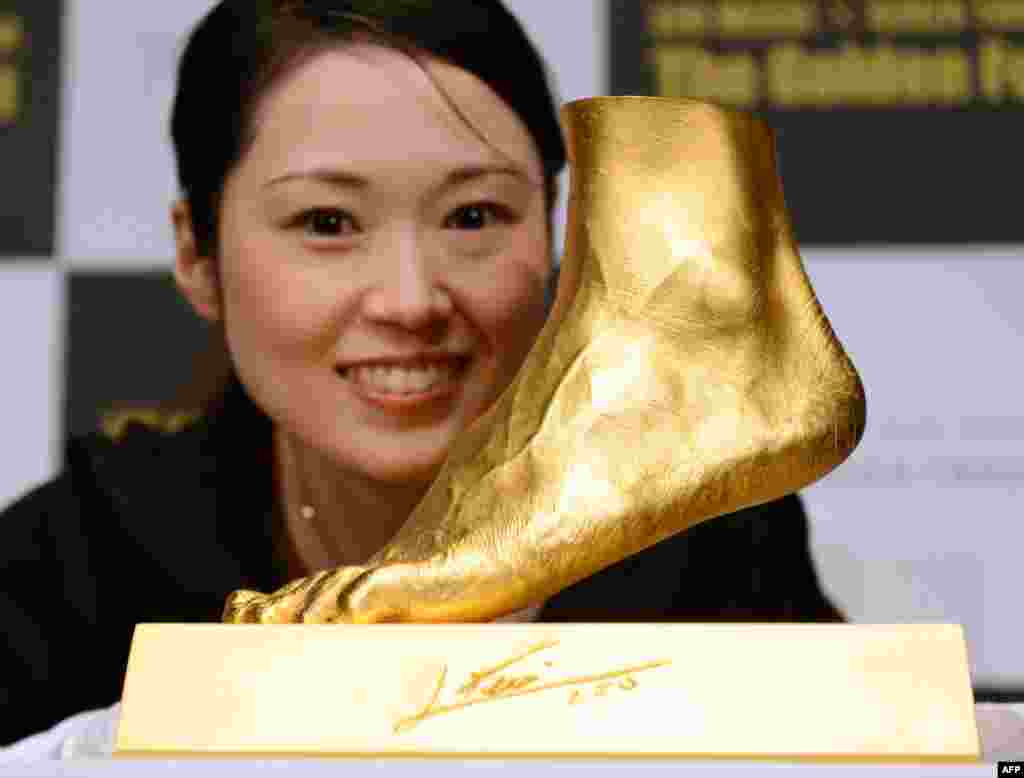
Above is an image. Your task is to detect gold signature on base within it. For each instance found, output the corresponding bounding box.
[394,640,671,733]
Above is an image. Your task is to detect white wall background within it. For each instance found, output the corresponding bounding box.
[0,264,62,509]
[2,0,1021,688]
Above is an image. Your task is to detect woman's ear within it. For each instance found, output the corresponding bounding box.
[171,200,221,322]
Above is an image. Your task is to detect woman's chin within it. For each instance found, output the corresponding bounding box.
[350,446,449,488]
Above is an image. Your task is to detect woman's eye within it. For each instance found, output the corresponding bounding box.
[298,209,357,237]
[445,203,511,231]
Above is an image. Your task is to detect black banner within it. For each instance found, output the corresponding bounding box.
[609,1,1024,245]
[0,1,62,256]
[64,272,220,441]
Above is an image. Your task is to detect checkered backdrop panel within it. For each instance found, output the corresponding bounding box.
[2,0,1022,695]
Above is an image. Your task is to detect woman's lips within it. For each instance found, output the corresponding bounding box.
[337,357,470,412]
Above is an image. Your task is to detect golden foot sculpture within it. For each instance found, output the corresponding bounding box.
[224,96,866,625]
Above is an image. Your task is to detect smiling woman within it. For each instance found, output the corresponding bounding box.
[165,0,566,577]
[0,0,845,750]
[175,41,556,570]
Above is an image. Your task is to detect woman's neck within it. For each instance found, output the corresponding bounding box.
[271,425,432,581]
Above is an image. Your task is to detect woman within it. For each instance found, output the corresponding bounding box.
[0,0,842,748]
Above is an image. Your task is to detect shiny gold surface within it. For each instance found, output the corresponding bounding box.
[115,624,979,759]
[224,97,865,625]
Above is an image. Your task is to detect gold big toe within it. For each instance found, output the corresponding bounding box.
[224,97,866,625]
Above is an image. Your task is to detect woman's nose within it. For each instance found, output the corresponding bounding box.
[360,238,453,330]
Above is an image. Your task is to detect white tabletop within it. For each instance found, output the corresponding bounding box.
[1,703,1020,777]
[0,757,1009,777]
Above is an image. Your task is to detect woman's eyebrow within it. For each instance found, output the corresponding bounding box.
[427,164,541,200]
[263,164,536,192]
[439,164,533,190]
[263,169,370,191]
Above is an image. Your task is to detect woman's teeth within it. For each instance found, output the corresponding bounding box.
[343,361,463,394]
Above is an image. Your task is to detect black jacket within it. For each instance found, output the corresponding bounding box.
[0,378,842,745]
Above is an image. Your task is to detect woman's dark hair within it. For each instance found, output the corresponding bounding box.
[171,0,567,257]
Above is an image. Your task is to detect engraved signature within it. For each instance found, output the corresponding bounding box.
[393,639,671,733]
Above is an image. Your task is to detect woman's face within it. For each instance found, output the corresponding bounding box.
[188,45,552,485]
